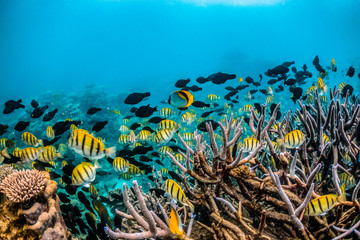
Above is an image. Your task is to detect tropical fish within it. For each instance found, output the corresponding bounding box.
[46,126,55,140]
[21,147,45,162]
[339,172,356,189]
[181,132,194,141]
[113,157,130,173]
[163,179,194,212]
[70,124,78,132]
[331,58,337,72]
[160,168,169,176]
[207,94,220,103]
[128,130,136,144]
[243,138,260,153]
[277,130,306,149]
[118,134,129,144]
[169,205,184,236]
[181,112,195,125]
[160,107,175,118]
[317,77,328,93]
[169,90,194,109]
[175,153,186,163]
[121,173,133,180]
[0,148,10,164]
[154,129,176,144]
[21,132,43,147]
[158,146,174,155]
[68,129,116,159]
[89,183,99,199]
[158,119,178,130]
[87,107,102,115]
[37,146,63,163]
[72,161,101,187]
[128,164,145,175]
[137,130,152,142]
[124,92,150,105]
[305,184,346,216]
[119,125,130,134]
[93,199,114,230]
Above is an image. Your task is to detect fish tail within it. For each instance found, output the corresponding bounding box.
[94,160,102,169]
[2,148,10,159]
[323,85,328,94]
[187,200,195,213]
[105,146,116,159]
[38,139,43,147]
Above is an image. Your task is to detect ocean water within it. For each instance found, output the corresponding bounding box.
[0,0,360,239]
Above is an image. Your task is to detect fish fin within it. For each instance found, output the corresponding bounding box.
[339,184,346,202]
[94,160,102,169]
[57,152,63,158]
[105,146,116,159]
[2,148,10,159]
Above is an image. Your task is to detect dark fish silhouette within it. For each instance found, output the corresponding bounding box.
[245,76,254,84]
[43,136,61,146]
[197,120,219,132]
[31,105,48,118]
[265,65,289,76]
[130,123,141,130]
[224,91,237,100]
[188,85,202,92]
[43,108,58,121]
[192,101,210,108]
[58,193,71,204]
[130,107,137,113]
[201,111,213,118]
[31,99,39,108]
[85,212,97,232]
[135,105,157,118]
[259,89,268,95]
[78,191,95,214]
[346,66,355,77]
[291,66,297,73]
[87,107,102,115]
[92,121,108,132]
[302,64,308,71]
[249,90,258,94]
[139,155,152,162]
[254,103,262,113]
[3,99,25,114]
[312,55,325,73]
[225,86,236,91]
[208,72,236,84]
[285,79,296,86]
[148,117,164,124]
[290,87,303,103]
[270,103,281,120]
[236,84,249,91]
[14,121,29,131]
[175,78,190,88]
[267,79,279,85]
[124,92,150,105]
[53,120,80,136]
[341,85,354,98]
[196,76,210,84]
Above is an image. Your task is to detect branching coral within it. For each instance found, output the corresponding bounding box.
[0,169,47,203]
[0,164,15,185]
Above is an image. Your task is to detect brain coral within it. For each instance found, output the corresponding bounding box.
[0,169,48,203]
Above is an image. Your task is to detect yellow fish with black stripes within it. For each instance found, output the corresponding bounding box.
[339,172,356,189]
[154,129,176,145]
[243,138,260,153]
[113,157,130,173]
[37,146,63,163]
[163,179,194,213]
[46,126,55,140]
[305,184,346,216]
[0,148,10,164]
[72,161,101,187]
[276,130,306,149]
[68,129,116,159]
[21,147,45,163]
[21,132,43,147]
[89,183,99,199]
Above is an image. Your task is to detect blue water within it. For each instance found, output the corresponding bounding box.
[0,0,359,103]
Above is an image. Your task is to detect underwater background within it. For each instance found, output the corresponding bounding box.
[0,0,360,240]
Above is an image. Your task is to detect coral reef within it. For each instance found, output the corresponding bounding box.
[105,86,360,239]
[0,164,15,184]
[0,170,70,240]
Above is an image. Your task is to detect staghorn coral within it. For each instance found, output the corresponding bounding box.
[0,170,70,240]
[0,169,48,203]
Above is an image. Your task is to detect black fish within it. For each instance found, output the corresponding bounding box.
[31,99,39,108]
[265,65,289,76]
[267,79,278,85]
[341,85,354,98]
[225,86,236,91]
[87,107,102,115]
[0,123,8,135]
[254,103,262,113]
[259,89,267,95]
[58,193,71,204]
[130,107,137,113]
[290,87,303,103]
[139,155,152,162]
[201,111,213,118]
[192,101,210,108]
[249,90,258,94]
[270,103,281,120]
[31,105,48,118]
[148,117,164,124]
[142,126,155,133]
[236,84,250,91]
[132,146,153,155]
[175,78,190,88]
[149,188,166,198]
[62,175,72,185]
[281,61,295,68]
[62,165,75,176]
[302,64,308,71]
[78,191,95,214]
[43,108,58,121]
[197,120,219,132]
[130,123,141,130]
[208,72,236,84]
[253,81,261,87]
[155,159,164,166]
[188,85,202,92]
[3,99,25,114]
[231,100,239,104]
[285,78,296,86]
[14,121,29,131]
[196,76,210,84]
[274,85,284,93]
[65,185,78,195]
[151,152,160,158]
[291,66,297,73]
[168,171,182,182]
[358,73,360,79]
[92,121,108,132]
[49,171,61,179]
[259,74,263,81]
[76,218,89,234]
[245,76,254,84]
[124,92,150,105]
[312,55,325,73]
[224,91,237,101]
[114,213,122,231]
[135,105,157,118]
[43,136,61,146]
[346,66,355,77]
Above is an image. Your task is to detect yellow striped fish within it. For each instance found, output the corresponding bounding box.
[113,157,130,173]
[59,178,66,187]
[11,148,22,158]
[21,132,43,147]
[163,179,194,213]
[158,146,174,155]
[46,126,55,140]
[323,134,330,144]
[319,95,328,104]
[339,172,356,189]
[317,77,328,93]
[0,138,7,149]
[70,124,78,132]
[128,164,145,175]
[128,130,136,144]
[89,183,99,199]
[119,125,130,134]
[158,119,178,130]
[181,133,194,141]
[21,147,45,162]
[306,85,316,95]
[154,129,175,145]
[243,138,260,153]
[160,168,169,176]
[4,139,15,149]
[339,82,347,91]
[175,153,185,163]
[306,95,314,104]
[186,141,194,148]
[277,130,306,149]
[61,160,68,168]
[121,173,133,180]
[242,104,253,112]
[118,134,129,144]
[305,184,346,216]
[160,108,175,118]
[122,118,131,125]
[37,146,63,163]
[169,205,184,236]
[137,130,152,142]
[265,96,274,104]
[341,153,352,165]
[181,112,195,125]
[207,94,220,103]
[72,161,101,187]
[68,129,116,159]
[0,148,10,164]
